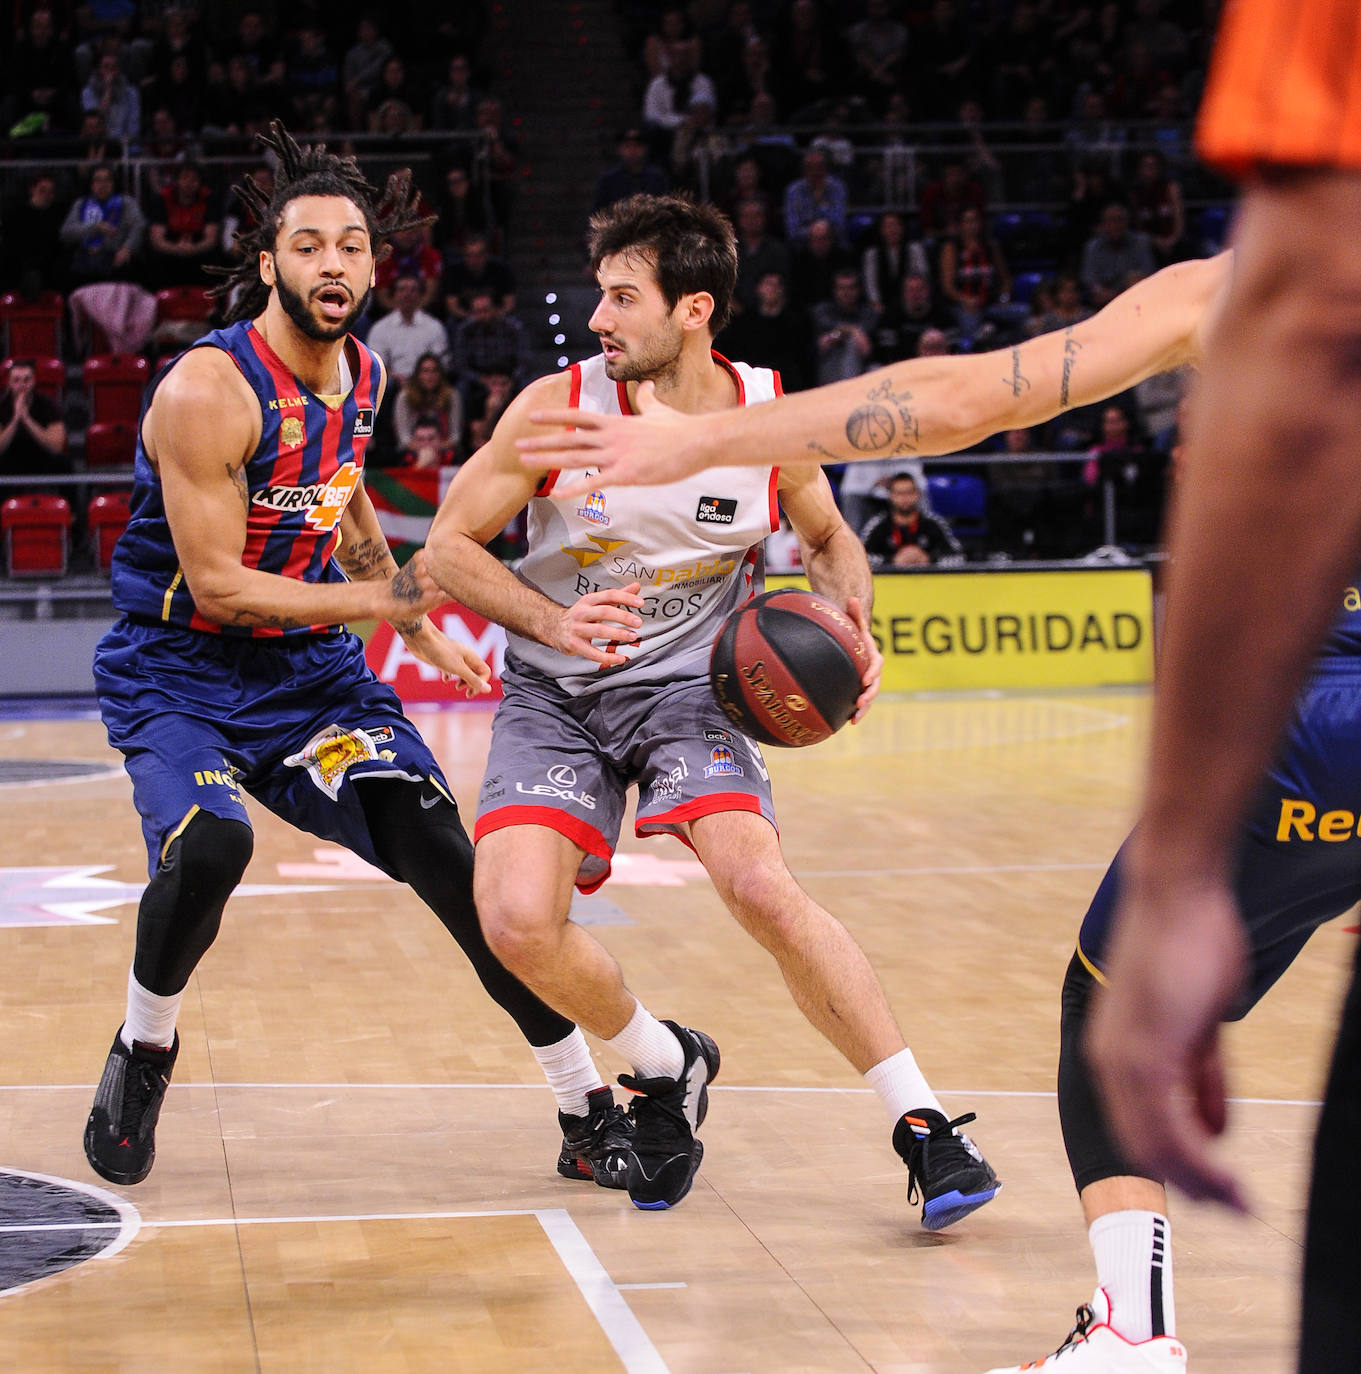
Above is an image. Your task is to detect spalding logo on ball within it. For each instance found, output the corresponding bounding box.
[709,588,869,747]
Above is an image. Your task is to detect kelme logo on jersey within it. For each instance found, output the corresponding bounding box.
[252,461,362,533]
[703,744,744,778]
[696,496,737,525]
[352,408,374,437]
[577,489,610,526]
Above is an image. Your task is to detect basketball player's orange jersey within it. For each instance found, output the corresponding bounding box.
[1197,0,1361,177]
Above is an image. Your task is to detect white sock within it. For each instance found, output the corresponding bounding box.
[120,967,182,1050]
[531,1029,606,1116]
[603,1000,684,1081]
[864,1047,944,1123]
[1089,1210,1175,1342]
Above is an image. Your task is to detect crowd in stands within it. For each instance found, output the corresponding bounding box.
[0,0,1225,576]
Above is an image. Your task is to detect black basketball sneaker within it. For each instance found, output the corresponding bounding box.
[893,1107,1000,1231]
[618,1021,720,1210]
[557,1086,633,1189]
[84,1028,179,1186]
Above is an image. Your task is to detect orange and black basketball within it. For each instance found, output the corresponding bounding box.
[709,588,869,748]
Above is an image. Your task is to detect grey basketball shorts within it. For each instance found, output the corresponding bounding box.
[473,666,777,891]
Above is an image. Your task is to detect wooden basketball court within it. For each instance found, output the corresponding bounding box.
[0,690,1348,1372]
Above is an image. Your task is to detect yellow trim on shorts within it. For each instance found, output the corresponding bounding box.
[427,775,453,805]
[160,805,200,865]
[1075,941,1109,987]
[161,568,183,620]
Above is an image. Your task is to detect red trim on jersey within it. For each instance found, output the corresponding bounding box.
[535,363,580,498]
[711,350,746,405]
[615,378,632,414]
[473,804,614,893]
[767,467,780,533]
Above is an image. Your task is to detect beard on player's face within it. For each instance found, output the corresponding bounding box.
[600,315,685,384]
[272,259,371,342]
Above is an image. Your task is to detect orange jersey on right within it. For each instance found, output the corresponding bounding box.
[1197,0,1361,177]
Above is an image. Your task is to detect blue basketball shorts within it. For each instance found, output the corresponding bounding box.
[1077,661,1361,1016]
[94,617,450,878]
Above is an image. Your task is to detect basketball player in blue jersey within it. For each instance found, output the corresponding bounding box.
[84,123,634,1194]
[423,194,1001,1220]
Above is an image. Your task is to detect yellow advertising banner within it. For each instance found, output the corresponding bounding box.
[769,568,1154,691]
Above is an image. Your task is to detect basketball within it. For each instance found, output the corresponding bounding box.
[709,588,870,748]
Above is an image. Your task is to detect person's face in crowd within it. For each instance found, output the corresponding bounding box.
[97,54,121,86]
[733,159,760,194]
[958,98,983,129]
[151,108,178,141]
[619,134,647,171]
[754,272,786,314]
[1138,153,1163,184]
[82,111,107,140]
[1082,91,1106,122]
[29,8,53,43]
[1055,275,1082,311]
[960,206,983,240]
[446,168,469,200]
[463,237,488,271]
[169,53,190,83]
[889,476,921,515]
[590,251,693,384]
[901,273,931,315]
[228,56,252,89]
[239,12,264,45]
[448,55,470,87]
[416,356,443,390]
[468,291,497,324]
[29,176,55,209]
[918,328,949,356]
[7,365,36,401]
[749,92,776,125]
[90,167,115,201]
[175,166,201,201]
[807,219,835,257]
[1100,204,1130,242]
[392,276,421,316]
[1101,407,1130,445]
[737,200,766,240]
[298,28,324,58]
[411,422,442,449]
[265,194,375,342]
[832,270,860,312]
[357,19,379,46]
[476,98,502,131]
[790,0,817,31]
[1024,95,1048,125]
[803,150,827,185]
[381,57,404,90]
[879,213,904,248]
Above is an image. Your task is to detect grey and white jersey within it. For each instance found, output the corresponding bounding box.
[508,352,782,695]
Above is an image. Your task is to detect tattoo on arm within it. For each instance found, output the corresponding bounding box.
[806,440,845,463]
[846,376,920,453]
[390,563,423,605]
[226,462,249,516]
[1003,346,1031,398]
[227,610,309,630]
[335,536,393,580]
[1060,327,1082,409]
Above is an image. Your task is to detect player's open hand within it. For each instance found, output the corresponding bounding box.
[553,582,645,666]
[847,595,882,723]
[516,382,711,495]
[399,619,494,696]
[1085,870,1251,1210]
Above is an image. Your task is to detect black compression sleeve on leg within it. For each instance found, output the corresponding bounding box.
[132,812,254,996]
[1059,950,1161,1193]
[357,778,575,1048]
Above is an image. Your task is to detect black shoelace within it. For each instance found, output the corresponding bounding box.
[904,1110,980,1205]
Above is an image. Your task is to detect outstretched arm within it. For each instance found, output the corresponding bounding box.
[519,254,1232,495]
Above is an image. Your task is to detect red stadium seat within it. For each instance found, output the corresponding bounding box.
[0,291,64,358]
[1,493,72,577]
[88,490,132,572]
[83,352,150,425]
[0,355,65,406]
[83,420,138,470]
[155,286,215,323]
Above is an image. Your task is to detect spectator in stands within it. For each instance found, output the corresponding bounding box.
[789,217,852,309]
[201,55,267,136]
[917,326,952,357]
[733,199,792,314]
[987,0,1049,118]
[429,52,481,132]
[873,272,954,363]
[861,212,929,315]
[771,0,843,121]
[400,417,458,471]
[146,162,221,289]
[938,206,1013,343]
[1010,93,1069,203]
[731,91,801,193]
[717,270,812,391]
[642,38,718,155]
[670,95,729,194]
[287,23,339,129]
[1080,201,1155,307]
[1124,0,1189,74]
[61,164,145,285]
[0,361,69,486]
[1064,155,1128,261]
[343,14,395,131]
[955,98,1005,205]
[434,164,495,259]
[918,156,986,239]
[2,172,66,295]
[846,0,909,110]
[222,164,273,257]
[443,234,516,322]
[812,269,876,386]
[143,52,202,136]
[912,0,978,120]
[4,6,77,136]
[394,352,463,457]
[476,96,520,230]
[366,55,422,131]
[860,473,963,568]
[224,10,285,91]
[592,128,670,214]
[375,225,443,315]
[1063,91,1126,177]
[466,371,516,453]
[451,288,528,395]
[140,108,189,194]
[643,7,701,82]
[717,154,775,227]
[81,48,140,141]
[366,275,449,389]
[145,6,207,90]
[1129,149,1187,265]
[1135,363,1192,453]
[1083,402,1165,549]
[1024,271,1087,337]
[783,148,848,247]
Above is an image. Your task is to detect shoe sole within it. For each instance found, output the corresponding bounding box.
[83,1121,153,1186]
[630,1139,704,1210]
[921,1183,999,1232]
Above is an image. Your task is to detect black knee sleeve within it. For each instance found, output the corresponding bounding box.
[133,811,254,996]
[357,779,574,1048]
[1059,950,1161,1193]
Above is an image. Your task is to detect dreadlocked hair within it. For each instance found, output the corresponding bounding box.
[207,120,435,324]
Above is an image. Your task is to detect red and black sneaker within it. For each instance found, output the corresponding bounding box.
[84,1027,179,1186]
[557,1086,634,1188]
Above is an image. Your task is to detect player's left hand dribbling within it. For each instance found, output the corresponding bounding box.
[847,596,882,723]
[399,620,494,697]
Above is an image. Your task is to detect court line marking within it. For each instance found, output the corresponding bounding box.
[0,1206,671,1374]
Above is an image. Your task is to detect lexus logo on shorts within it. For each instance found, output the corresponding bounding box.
[547,765,578,787]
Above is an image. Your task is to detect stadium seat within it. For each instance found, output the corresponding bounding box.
[88,490,132,572]
[1,493,72,577]
[0,355,65,405]
[154,286,216,323]
[82,421,139,470]
[1011,271,1045,306]
[83,353,150,425]
[926,472,988,540]
[0,291,64,357]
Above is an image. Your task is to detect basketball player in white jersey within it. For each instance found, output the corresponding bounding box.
[424,194,1000,1219]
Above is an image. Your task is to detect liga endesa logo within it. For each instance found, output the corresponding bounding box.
[366,602,508,702]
